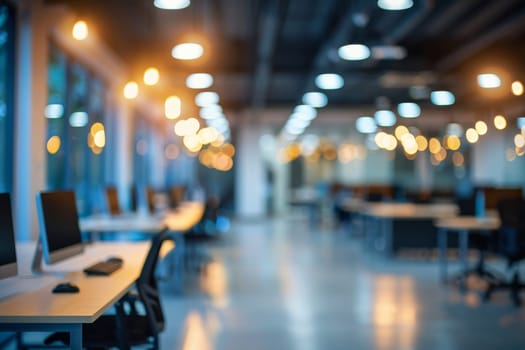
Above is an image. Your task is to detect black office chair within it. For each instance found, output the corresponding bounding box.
[483,198,525,305]
[44,231,171,349]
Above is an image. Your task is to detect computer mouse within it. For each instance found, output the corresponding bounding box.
[52,282,80,293]
[106,256,124,264]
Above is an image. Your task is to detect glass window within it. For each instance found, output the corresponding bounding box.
[45,45,109,215]
[0,3,14,192]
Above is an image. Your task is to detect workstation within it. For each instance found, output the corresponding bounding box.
[2,0,525,349]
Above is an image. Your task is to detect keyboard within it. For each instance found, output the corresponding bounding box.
[83,259,123,276]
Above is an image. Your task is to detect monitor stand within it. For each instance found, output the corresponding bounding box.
[31,235,44,274]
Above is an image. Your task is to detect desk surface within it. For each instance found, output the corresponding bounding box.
[434,215,501,230]
[0,241,150,324]
[364,202,458,219]
[79,201,205,234]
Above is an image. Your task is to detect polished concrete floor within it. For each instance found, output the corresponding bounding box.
[160,213,525,350]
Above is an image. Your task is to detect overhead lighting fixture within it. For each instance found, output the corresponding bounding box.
[123,82,139,99]
[377,0,413,11]
[153,0,190,10]
[72,20,88,41]
[397,102,421,118]
[315,73,344,90]
[477,73,501,89]
[186,73,213,89]
[172,42,203,60]
[293,105,317,120]
[195,91,219,107]
[338,44,371,61]
[143,67,160,86]
[302,92,328,108]
[44,104,64,119]
[374,110,396,127]
[371,45,407,60]
[356,116,377,134]
[165,96,181,119]
[69,112,88,127]
[430,90,455,106]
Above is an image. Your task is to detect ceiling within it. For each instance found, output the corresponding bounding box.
[45,0,525,119]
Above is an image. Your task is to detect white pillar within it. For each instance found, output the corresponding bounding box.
[235,115,266,218]
[13,0,47,241]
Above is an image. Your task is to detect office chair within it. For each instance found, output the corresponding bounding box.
[483,198,525,305]
[44,231,171,349]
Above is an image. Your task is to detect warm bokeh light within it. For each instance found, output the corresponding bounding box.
[175,118,200,136]
[183,134,202,152]
[123,82,139,99]
[221,143,236,157]
[428,138,441,154]
[90,122,104,135]
[383,135,398,151]
[172,42,203,60]
[93,130,106,148]
[72,20,88,40]
[374,132,388,148]
[197,127,219,145]
[445,135,461,151]
[46,136,61,154]
[452,152,464,167]
[165,96,181,119]
[512,81,524,96]
[514,134,525,148]
[493,114,507,130]
[144,67,160,86]
[475,121,488,135]
[213,153,233,171]
[394,125,409,140]
[465,128,479,143]
[415,135,428,151]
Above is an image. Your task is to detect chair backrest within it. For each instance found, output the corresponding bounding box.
[136,230,170,336]
[105,187,121,215]
[496,198,525,259]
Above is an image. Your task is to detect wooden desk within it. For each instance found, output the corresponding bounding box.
[435,215,500,284]
[362,202,458,256]
[0,241,150,349]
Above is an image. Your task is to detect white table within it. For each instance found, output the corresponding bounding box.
[0,241,150,349]
[435,215,500,284]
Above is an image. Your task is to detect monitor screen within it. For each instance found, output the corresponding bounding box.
[0,193,17,279]
[36,191,84,264]
[106,187,121,215]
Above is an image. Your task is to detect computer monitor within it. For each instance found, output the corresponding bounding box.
[36,190,84,264]
[105,186,121,215]
[0,193,17,279]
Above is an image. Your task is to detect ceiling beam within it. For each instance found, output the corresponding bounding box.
[437,8,525,71]
[250,0,284,111]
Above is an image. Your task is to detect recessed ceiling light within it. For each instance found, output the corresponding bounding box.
[315,73,344,90]
[477,73,501,89]
[302,92,328,108]
[186,73,213,89]
[338,44,371,61]
[430,90,455,106]
[356,116,377,133]
[172,42,203,60]
[44,104,64,119]
[397,102,421,118]
[154,0,190,10]
[69,112,88,127]
[195,91,219,107]
[374,110,396,126]
[377,0,413,11]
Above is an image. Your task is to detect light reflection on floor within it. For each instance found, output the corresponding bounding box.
[160,214,525,350]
